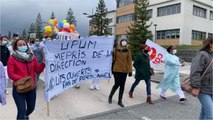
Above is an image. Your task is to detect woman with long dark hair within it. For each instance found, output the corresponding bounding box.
[191,37,213,120]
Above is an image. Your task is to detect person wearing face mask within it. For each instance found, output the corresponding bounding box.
[31,38,44,86]
[190,37,213,120]
[0,35,10,94]
[7,38,45,120]
[128,44,154,104]
[156,45,187,104]
[108,38,132,107]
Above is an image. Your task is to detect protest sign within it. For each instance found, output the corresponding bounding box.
[146,40,168,67]
[56,32,79,40]
[44,36,114,101]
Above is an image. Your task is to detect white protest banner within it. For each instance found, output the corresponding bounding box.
[145,40,168,67]
[44,36,114,101]
[56,32,80,40]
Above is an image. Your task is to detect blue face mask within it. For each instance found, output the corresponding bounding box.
[18,46,28,52]
[2,40,8,46]
[35,42,40,46]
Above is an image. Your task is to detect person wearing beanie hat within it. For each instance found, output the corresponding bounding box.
[129,44,154,104]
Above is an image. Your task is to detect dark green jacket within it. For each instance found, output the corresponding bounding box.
[133,52,151,80]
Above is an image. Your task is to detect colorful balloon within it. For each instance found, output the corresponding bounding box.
[64,28,71,33]
[44,26,52,32]
[59,22,64,28]
[44,31,52,36]
[70,24,76,32]
[53,18,58,26]
[48,19,54,25]
[54,27,59,33]
[63,23,70,28]
[63,19,67,23]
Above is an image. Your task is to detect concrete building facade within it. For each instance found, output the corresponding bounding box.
[116,0,213,45]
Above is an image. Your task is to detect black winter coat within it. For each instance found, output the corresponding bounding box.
[0,46,10,66]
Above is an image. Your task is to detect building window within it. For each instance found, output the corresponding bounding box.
[108,18,113,23]
[192,30,206,40]
[147,9,152,18]
[193,5,206,18]
[157,29,180,39]
[210,11,213,20]
[157,3,181,17]
[117,0,134,8]
[117,14,135,23]
[107,28,113,34]
[208,33,213,38]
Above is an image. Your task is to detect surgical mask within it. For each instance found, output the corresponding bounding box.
[2,40,8,46]
[121,41,127,46]
[18,46,28,53]
[172,49,177,54]
[144,50,149,54]
[35,42,40,46]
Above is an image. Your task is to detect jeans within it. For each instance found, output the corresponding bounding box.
[198,92,213,120]
[130,79,151,96]
[12,87,36,120]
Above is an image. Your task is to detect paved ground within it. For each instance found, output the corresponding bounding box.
[76,94,200,120]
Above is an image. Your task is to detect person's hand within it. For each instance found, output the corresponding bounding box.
[128,73,132,77]
[191,88,200,97]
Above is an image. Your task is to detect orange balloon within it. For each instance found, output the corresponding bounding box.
[70,24,76,31]
[45,31,52,36]
[53,18,58,26]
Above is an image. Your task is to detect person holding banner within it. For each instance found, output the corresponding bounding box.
[7,38,45,120]
[31,38,44,86]
[129,44,154,104]
[108,38,132,107]
[156,45,187,104]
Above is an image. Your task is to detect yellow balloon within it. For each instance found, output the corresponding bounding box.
[48,19,54,25]
[44,26,52,32]
[63,19,67,23]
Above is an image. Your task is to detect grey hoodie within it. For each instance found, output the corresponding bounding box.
[190,50,213,94]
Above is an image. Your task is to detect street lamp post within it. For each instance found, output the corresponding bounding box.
[83,11,94,36]
[154,24,157,43]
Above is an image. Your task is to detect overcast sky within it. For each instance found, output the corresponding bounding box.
[0,0,116,37]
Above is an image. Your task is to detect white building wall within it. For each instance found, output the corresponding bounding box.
[107,11,116,36]
[147,0,183,42]
[181,0,213,44]
[147,0,213,45]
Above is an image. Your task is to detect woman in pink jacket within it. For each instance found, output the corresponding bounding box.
[7,38,45,120]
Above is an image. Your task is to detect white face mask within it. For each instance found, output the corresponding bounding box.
[172,49,177,54]
[121,41,127,46]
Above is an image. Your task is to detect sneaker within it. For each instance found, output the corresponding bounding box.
[180,98,188,104]
[95,86,100,90]
[90,86,95,90]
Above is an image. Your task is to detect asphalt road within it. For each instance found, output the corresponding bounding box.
[75,94,200,120]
